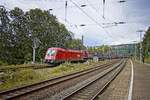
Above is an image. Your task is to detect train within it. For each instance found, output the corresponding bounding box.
[44,47,89,64]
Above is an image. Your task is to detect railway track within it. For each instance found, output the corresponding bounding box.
[63,60,126,100]
[0,60,120,100]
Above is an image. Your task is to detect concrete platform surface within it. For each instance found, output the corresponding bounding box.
[133,61,150,100]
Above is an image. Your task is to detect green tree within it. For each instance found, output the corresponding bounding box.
[0,6,12,64]
[87,45,110,54]
[0,6,86,64]
[25,8,72,61]
[143,27,150,59]
[65,38,85,50]
[9,7,31,64]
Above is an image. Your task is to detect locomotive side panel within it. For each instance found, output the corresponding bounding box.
[44,47,88,64]
[55,50,66,63]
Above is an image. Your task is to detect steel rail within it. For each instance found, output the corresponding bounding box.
[0,60,119,99]
[63,60,126,100]
[90,60,126,100]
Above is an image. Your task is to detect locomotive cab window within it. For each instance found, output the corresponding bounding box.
[47,50,56,56]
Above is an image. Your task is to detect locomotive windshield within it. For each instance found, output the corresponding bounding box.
[47,49,56,56]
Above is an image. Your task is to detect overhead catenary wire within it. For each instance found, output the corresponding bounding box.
[69,0,115,40]
[2,0,122,42]
[86,0,99,12]
[86,0,127,40]
[93,0,116,22]
[86,0,105,20]
[72,0,128,43]
[86,0,116,25]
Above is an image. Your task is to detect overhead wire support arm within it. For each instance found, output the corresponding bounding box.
[103,0,105,19]
[65,1,68,22]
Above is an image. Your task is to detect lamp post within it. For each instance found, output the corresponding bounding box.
[137,30,145,63]
[133,41,138,61]
[109,46,111,60]
[79,24,86,50]
[134,43,137,60]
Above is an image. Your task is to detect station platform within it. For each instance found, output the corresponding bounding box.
[133,61,150,100]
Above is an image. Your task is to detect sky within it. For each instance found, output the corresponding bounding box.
[0,0,150,46]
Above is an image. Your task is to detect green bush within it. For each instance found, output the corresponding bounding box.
[14,69,40,82]
[0,60,7,66]
[0,60,106,91]
[51,62,75,74]
[145,57,150,63]
[0,69,41,90]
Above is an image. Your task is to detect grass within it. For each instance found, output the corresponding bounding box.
[0,63,48,70]
[0,69,41,91]
[0,60,109,91]
[145,57,150,64]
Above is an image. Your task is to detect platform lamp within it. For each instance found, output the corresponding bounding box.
[133,41,138,61]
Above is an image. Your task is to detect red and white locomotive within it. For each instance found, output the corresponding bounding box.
[44,47,89,64]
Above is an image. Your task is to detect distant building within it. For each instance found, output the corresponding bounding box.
[110,44,135,58]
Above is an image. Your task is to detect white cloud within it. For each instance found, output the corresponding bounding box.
[1,0,150,46]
